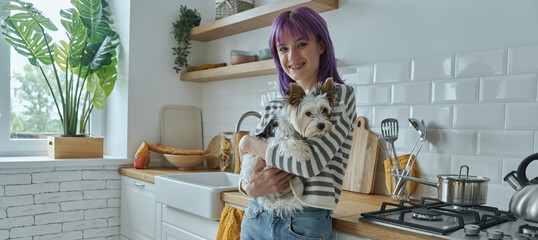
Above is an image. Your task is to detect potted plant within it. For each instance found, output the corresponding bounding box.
[172,5,201,73]
[0,0,120,158]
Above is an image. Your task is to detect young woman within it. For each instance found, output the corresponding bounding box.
[238,7,357,240]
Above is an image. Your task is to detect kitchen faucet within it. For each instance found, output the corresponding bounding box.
[233,111,261,173]
[235,111,261,133]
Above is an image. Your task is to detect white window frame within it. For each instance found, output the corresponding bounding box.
[0,2,105,156]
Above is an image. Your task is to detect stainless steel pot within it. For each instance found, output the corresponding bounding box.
[395,165,490,206]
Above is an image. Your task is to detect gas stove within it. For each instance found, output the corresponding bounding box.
[360,197,538,240]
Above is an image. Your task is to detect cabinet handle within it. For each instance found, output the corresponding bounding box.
[133,182,145,188]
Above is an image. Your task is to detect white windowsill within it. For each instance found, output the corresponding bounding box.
[0,156,133,168]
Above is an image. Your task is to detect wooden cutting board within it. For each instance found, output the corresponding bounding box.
[206,135,222,169]
[342,117,379,194]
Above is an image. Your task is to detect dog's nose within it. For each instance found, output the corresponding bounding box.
[317,123,325,131]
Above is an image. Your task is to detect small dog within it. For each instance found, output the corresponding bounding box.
[240,78,336,216]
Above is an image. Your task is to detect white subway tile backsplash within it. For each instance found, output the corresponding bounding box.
[411,105,452,129]
[453,104,505,129]
[414,153,451,178]
[480,74,537,102]
[501,157,538,185]
[412,55,453,81]
[355,85,391,106]
[506,103,538,130]
[535,132,538,153]
[451,155,502,184]
[357,64,375,85]
[342,73,360,85]
[355,107,372,121]
[456,49,507,78]
[428,130,477,155]
[432,78,479,103]
[486,184,513,210]
[374,60,411,83]
[392,82,431,104]
[477,130,534,157]
[509,44,538,74]
[371,106,409,128]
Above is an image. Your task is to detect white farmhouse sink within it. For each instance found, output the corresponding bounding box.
[155,172,240,220]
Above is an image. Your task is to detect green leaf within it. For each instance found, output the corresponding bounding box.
[86,72,106,110]
[3,3,58,31]
[60,8,87,68]
[82,34,118,70]
[76,0,101,38]
[1,17,54,66]
[94,52,116,97]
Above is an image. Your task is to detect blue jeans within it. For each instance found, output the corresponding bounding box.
[240,199,333,240]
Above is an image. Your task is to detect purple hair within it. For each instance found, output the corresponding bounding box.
[269,7,343,96]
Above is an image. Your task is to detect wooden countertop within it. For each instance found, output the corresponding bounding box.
[119,167,442,240]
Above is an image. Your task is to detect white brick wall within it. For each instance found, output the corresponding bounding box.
[201,43,538,210]
[0,166,121,239]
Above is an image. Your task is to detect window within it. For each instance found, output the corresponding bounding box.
[0,0,104,156]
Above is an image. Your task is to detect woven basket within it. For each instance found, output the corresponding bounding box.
[215,0,253,20]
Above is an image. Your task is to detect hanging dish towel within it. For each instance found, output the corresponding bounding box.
[216,205,245,240]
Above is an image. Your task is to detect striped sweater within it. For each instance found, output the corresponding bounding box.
[251,83,357,210]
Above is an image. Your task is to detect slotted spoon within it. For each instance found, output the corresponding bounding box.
[381,118,401,174]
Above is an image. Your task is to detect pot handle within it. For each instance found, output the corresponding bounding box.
[458,165,470,179]
[393,174,438,188]
[517,152,538,185]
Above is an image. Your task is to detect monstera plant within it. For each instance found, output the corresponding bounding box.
[0,0,120,136]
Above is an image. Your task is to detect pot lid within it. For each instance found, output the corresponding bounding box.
[438,174,490,182]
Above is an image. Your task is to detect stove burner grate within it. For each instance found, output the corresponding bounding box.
[412,208,443,221]
[520,224,538,237]
[360,197,516,236]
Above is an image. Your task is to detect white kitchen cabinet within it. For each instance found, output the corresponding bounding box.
[120,175,158,240]
[161,204,220,240]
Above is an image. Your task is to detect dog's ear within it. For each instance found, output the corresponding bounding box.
[287,83,305,107]
[319,78,336,107]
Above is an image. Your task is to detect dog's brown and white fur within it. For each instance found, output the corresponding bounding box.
[240,78,336,216]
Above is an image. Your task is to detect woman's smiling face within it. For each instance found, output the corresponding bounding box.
[276,30,325,90]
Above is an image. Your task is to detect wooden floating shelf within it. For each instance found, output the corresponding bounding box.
[180,60,276,82]
[190,0,339,42]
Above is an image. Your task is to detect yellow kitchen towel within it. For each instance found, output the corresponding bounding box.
[382,154,420,195]
[216,205,245,240]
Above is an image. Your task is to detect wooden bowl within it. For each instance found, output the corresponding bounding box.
[163,154,208,170]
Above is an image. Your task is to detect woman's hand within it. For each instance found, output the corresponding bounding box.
[239,135,295,197]
[242,160,295,197]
